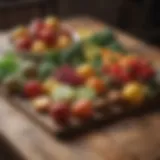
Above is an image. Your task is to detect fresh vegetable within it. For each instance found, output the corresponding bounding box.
[88,29,114,46]
[38,62,55,80]
[72,99,93,119]
[0,53,20,81]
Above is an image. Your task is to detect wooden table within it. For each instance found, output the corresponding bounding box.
[1,17,160,160]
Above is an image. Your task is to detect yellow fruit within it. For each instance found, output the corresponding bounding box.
[56,35,71,49]
[12,26,28,40]
[32,96,51,112]
[43,79,60,94]
[31,40,47,53]
[76,64,95,80]
[122,82,145,105]
[45,16,59,29]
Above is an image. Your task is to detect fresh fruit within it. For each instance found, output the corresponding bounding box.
[29,19,44,37]
[24,80,43,97]
[54,65,84,86]
[72,99,93,119]
[86,77,105,94]
[50,102,70,125]
[76,87,96,100]
[56,35,71,49]
[32,96,51,112]
[43,78,60,94]
[122,82,146,105]
[21,61,37,78]
[38,28,57,46]
[45,16,59,29]
[11,26,28,40]
[15,36,32,51]
[52,85,75,102]
[76,64,95,80]
[31,40,48,53]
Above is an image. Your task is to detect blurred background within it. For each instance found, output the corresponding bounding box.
[0,0,160,45]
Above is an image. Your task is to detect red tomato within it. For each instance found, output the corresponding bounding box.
[24,80,43,97]
[72,99,93,119]
[50,102,70,125]
[29,19,44,37]
[38,27,57,46]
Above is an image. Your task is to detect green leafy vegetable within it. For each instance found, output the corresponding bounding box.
[0,53,20,81]
[88,28,114,46]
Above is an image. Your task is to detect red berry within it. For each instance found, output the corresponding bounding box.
[50,102,70,125]
[38,28,57,46]
[15,36,32,51]
[54,65,84,86]
[24,80,43,97]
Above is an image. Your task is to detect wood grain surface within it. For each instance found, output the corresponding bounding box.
[1,17,160,160]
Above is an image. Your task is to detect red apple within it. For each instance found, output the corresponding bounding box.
[50,102,70,125]
[29,19,44,37]
[24,80,43,97]
[38,27,57,46]
[15,36,32,51]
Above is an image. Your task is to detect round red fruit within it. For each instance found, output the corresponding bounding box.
[29,19,44,37]
[109,64,122,79]
[140,67,155,81]
[15,36,32,51]
[50,102,70,125]
[24,80,43,97]
[72,99,93,120]
[38,28,57,46]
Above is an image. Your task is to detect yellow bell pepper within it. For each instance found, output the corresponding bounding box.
[122,82,146,105]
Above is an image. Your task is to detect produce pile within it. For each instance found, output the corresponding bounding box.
[0,23,159,129]
[11,16,75,54]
